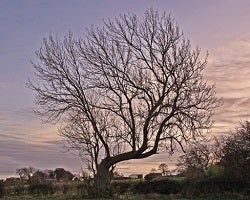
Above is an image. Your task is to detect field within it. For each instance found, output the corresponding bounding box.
[1,177,248,200]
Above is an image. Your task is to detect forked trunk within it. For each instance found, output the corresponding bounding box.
[95,162,111,197]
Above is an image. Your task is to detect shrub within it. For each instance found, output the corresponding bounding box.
[13,183,26,195]
[182,175,249,197]
[206,164,224,177]
[133,178,183,195]
[28,183,54,195]
[76,182,88,197]
[111,181,133,195]
[74,182,96,198]
[61,183,70,195]
[144,173,162,181]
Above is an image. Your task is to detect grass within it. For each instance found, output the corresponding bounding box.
[1,193,242,200]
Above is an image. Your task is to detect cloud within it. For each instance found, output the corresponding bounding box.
[204,36,250,136]
[0,107,83,178]
[0,135,82,178]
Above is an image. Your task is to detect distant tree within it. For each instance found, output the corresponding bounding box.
[31,170,48,184]
[178,144,210,174]
[150,168,157,173]
[54,168,74,181]
[54,168,66,180]
[177,139,221,178]
[158,163,169,176]
[16,167,36,182]
[43,169,55,179]
[220,121,250,183]
[28,8,221,192]
[80,168,91,180]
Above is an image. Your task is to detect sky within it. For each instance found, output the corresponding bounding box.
[1,0,250,178]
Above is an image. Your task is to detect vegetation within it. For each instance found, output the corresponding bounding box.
[16,167,36,182]
[220,121,250,184]
[0,177,247,200]
[176,139,222,179]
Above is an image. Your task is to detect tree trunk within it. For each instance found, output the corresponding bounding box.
[95,161,111,197]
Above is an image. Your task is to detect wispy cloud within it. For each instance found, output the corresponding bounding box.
[205,36,250,135]
[0,107,82,177]
[0,132,82,178]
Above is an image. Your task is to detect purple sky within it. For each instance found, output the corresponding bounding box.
[1,0,250,178]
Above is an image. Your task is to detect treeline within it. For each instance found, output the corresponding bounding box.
[14,167,75,184]
[0,167,88,199]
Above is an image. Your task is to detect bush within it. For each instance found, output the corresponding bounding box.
[182,175,250,197]
[73,181,97,198]
[111,181,133,195]
[144,173,162,181]
[61,183,70,195]
[133,178,183,195]
[13,183,26,195]
[75,182,88,197]
[29,183,54,195]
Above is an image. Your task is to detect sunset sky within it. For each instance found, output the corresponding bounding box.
[1,0,250,178]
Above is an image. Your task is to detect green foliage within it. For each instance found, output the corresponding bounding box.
[133,178,184,195]
[205,164,224,177]
[182,175,250,198]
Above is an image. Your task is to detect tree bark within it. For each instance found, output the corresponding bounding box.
[95,161,111,197]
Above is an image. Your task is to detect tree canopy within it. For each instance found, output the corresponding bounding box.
[220,121,250,182]
[28,8,221,191]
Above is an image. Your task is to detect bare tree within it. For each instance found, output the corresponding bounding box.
[177,138,222,177]
[28,9,221,192]
[177,143,210,178]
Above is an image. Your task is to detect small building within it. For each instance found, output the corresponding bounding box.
[129,174,143,179]
[46,178,57,182]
